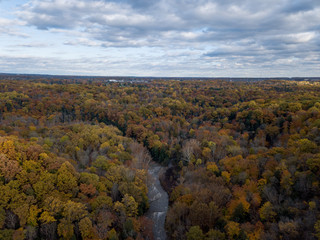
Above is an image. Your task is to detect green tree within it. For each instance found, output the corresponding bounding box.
[187,226,204,240]
[79,217,94,239]
[122,194,138,217]
[57,162,78,194]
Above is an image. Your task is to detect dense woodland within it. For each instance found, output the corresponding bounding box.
[1,78,320,239]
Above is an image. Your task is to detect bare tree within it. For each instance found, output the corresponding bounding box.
[130,142,151,169]
[182,139,200,164]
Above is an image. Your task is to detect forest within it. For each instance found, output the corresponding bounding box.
[1,77,320,240]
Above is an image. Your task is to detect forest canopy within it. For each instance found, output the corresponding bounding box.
[1,78,320,239]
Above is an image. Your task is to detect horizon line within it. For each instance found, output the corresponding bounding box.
[1,72,319,80]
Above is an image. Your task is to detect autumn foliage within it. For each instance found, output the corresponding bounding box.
[1,78,320,239]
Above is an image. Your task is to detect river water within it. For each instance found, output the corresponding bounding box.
[146,163,169,240]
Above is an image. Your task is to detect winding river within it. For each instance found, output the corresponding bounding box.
[146,163,169,240]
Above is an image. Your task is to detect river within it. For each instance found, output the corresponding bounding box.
[146,163,169,240]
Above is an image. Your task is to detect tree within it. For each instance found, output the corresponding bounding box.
[314,220,320,240]
[62,200,87,222]
[33,172,56,201]
[296,139,317,153]
[27,205,41,227]
[225,221,240,239]
[0,207,5,228]
[57,161,79,194]
[0,154,21,183]
[182,139,200,164]
[207,229,226,240]
[91,194,113,211]
[39,211,55,224]
[79,217,94,240]
[57,218,74,240]
[187,226,204,240]
[92,155,109,174]
[12,228,24,240]
[189,201,209,227]
[107,228,118,240]
[130,142,151,169]
[122,194,138,217]
[278,220,299,239]
[259,201,276,222]
[80,183,97,197]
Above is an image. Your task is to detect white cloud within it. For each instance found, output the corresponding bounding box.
[289,32,316,43]
[0,17,28,37]
[0,0,318,76]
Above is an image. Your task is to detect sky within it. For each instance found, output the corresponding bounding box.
[0,0,319,77]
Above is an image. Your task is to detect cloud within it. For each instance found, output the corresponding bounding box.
[18,1,320,41]
[5,0,320,76]
[0,17,28,37]
[12,43,51,48]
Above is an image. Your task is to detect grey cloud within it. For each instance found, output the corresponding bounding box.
[107,0,157,9]
[18,1,320,41]
[12,0,320,76]
[282,0,319,13]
